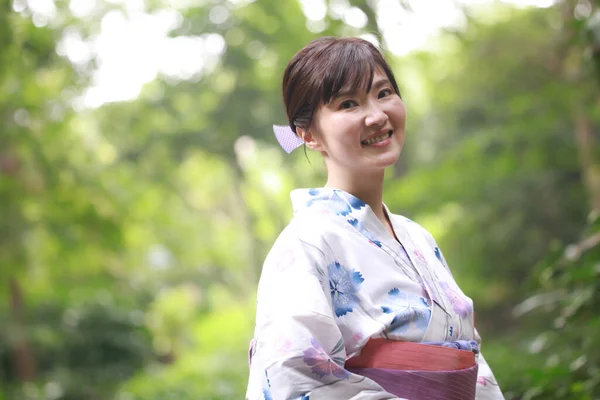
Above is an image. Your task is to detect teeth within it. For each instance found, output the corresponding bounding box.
[362,131,392,145]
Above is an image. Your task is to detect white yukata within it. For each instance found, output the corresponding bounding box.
[246,187,504,400]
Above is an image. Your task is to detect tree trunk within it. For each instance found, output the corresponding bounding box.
[561,0,600,214]
[9,277,36,381]
[574,111,600,213]
[230,161,264,289]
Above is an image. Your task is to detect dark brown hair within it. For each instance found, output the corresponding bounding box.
[282,36,401,134]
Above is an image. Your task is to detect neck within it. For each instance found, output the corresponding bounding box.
[325,167,387,223]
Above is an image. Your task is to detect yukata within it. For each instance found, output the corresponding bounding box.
[246,187,504,400]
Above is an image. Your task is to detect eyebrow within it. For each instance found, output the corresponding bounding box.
[371,78,391,91]
[332,78,392,100]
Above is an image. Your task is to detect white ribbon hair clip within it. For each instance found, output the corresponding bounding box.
[273,125,304,154]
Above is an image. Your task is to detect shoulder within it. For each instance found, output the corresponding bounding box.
[261,214,334,275]
[270,209,341,253]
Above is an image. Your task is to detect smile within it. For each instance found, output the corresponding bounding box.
[361,131,393,146]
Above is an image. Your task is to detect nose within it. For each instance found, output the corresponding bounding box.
[364,102,388,127]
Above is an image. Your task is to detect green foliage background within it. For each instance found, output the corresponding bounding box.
[1,0,599,399]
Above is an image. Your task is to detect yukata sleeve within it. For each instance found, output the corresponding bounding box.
[246,231,401,400]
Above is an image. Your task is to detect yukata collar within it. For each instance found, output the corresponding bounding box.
[290,188,394,245]
[290,187,373,221]
[290,187,398,249]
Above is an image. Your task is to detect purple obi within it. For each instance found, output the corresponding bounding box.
[345,339,479,400]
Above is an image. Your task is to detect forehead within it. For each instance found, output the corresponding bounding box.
[334,68,390,97]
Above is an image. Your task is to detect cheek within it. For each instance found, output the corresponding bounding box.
[396,102,407,124]
[328,117,361,144]
[389,102,406,124]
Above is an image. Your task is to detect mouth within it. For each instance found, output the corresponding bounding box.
[361,130,393,146]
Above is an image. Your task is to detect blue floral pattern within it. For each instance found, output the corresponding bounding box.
[434,246,447,267]
[263,369,310,399]
[347,218,382,247]
[328,261,364,317]
[381,288,431,334]
[263,370,272,400]
[305,188,383,248]
[306,189,365,215]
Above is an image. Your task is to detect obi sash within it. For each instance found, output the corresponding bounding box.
[345,339,479,400]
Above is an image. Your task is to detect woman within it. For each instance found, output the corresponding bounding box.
[246,37,504,400]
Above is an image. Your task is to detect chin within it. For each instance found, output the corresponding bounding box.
[379,144,403,168]
[376,154,401,169]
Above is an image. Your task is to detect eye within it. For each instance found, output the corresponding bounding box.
[378,88,393,99]
[339,100,358,110]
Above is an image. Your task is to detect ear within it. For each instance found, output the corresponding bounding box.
[297,127,323,152]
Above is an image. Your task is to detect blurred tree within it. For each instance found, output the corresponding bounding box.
[0,0,155,397]
[1,0,81,385]
[557,0,600,213]
[502,1,600,398]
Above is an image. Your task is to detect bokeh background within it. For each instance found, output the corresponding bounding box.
[1,0,599,398]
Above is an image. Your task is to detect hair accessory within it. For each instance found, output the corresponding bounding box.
[273,125,304,153]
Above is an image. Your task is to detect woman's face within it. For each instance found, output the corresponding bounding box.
[302,69,406,175]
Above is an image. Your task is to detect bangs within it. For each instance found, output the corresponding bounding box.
[321,42,379,104]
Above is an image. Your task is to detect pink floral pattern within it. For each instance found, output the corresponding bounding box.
[440,281,473,318]
[303,338,349,380]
